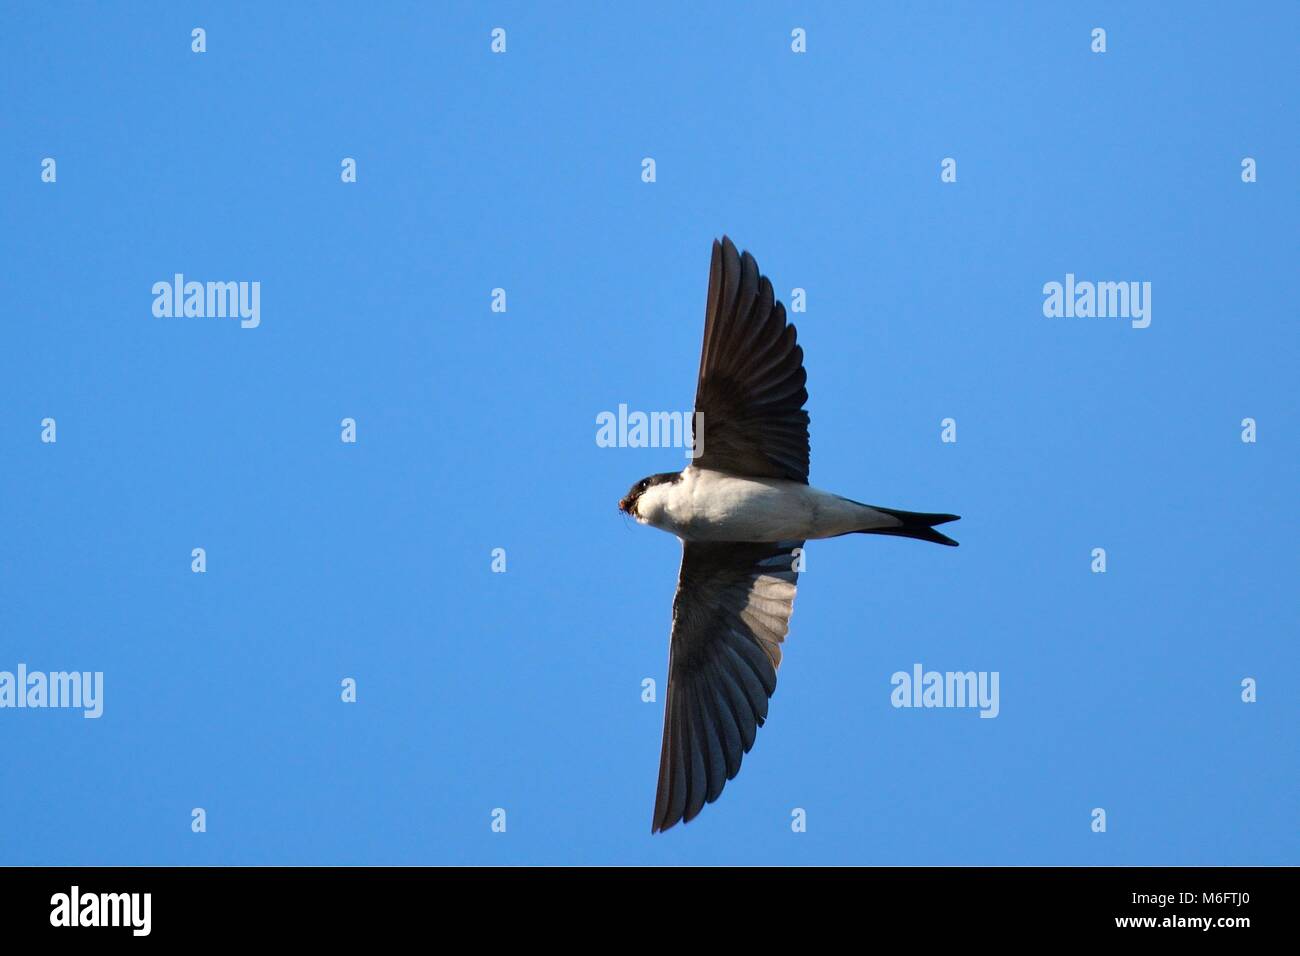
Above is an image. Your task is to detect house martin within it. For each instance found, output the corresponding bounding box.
[620,237,960,833]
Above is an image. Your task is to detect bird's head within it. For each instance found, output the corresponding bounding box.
[619,472,680,520]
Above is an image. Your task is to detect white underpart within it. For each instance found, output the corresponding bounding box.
[635,467,902,542]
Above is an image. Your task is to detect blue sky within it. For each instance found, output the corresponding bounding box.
[1,3,1295,865]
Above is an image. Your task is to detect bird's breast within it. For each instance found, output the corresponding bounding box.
[643,469,827,542]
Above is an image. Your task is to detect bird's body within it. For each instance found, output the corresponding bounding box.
[633,467,902,542]
[619,237,960,833]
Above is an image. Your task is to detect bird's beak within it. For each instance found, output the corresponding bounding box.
[618,495,633,514]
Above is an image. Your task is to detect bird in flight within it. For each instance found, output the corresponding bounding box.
[620,237,960,833]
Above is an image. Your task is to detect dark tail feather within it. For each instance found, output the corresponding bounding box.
[856,506,961,547]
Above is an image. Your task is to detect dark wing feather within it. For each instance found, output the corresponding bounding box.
[652,539,802,833]
[691,237,810,484]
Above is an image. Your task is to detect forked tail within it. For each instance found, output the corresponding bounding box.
[854,505,960,547]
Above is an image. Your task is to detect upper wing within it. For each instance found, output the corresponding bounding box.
[691,237,810,484]
[651,539,802,833]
